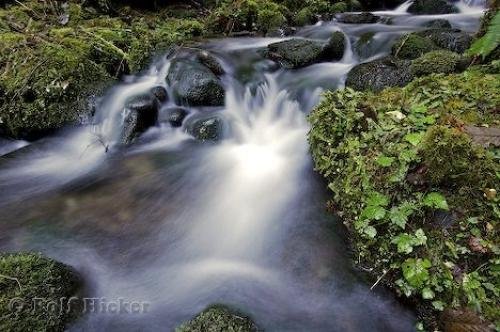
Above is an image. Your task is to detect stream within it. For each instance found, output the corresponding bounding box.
[0,1,487,331]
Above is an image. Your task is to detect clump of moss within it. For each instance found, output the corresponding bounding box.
[392,33,440,60]
[0,252,83,331]
[176,305,260,332]
[0,0,206,139]
[309,67,500,330]
[410,50,466,76]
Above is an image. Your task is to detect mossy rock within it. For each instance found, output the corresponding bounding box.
[425,19,452,29]
[265,38,327,68]
[408,0,459,15]
[346,56,414,91]
[338,12,380,24]
[410,50,467,77]
[0,252,83,332]
[176,305,260,332]
[416,29,473,54]
[324,31,347,60]
[392,33,441,60]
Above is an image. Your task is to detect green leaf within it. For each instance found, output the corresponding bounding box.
[402,258,431,288]
[361,205,386,220]
[392,233,415,254]
[423,192,449,210]
[468,12,500,59]
[366,192,390,207]
[376,155,395,167]
[363,226,377,239]
[422,287,435,300]
[414,229,427,246]
[404,132,424,146]
[389,202,415,229]
[411,105,428,114]
[432,300,445,311]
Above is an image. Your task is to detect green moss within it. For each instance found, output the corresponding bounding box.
[392,33,440,60]
[176,305,259,332]
[0,0,206,139]
[410,50,464,76]
[0,252,83,331]
[309,68,500,330]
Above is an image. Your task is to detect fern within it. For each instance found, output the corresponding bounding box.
[468,11,500,58]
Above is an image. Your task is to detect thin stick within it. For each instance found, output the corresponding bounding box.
[370,269,390,291]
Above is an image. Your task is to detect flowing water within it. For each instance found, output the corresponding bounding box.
[0,2,486,331]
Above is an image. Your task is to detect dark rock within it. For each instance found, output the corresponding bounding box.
[150,86,168,102]
[346,56,414,92]
[392,33,440,60]
[188,116,223,141]
[324,31,346,60]
[425,19,452,29]
[121,93,159,144]
[408,0,459,15]
[177,305,259,332]
[195,50,225,77]
[266,26,297,37]
[165,107,189,128]
[355,31,376,59]
[416,29,472,54]
[167,59,225,107]
[338,12,380,24]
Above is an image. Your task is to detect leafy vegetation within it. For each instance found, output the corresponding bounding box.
[469,11,500,59]
[176,305,259,332]
[309,67,499,330]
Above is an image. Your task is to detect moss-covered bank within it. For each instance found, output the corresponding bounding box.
[0,252,83,331]
[309,66,500,330]
[176,305,260,332]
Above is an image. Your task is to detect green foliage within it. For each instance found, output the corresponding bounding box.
[468,11,500,59]
[309,67,500,330]
[176,305,258,332]
[410,50,465,77]
[392,33,440,60]
[0,252,82,331]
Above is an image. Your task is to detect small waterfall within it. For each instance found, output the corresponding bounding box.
[394,0,413,13]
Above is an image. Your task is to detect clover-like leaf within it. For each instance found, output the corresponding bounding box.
[404,132,424,146]
[402,258,431,288]
[423,192,449,210]
[376,155,395,167]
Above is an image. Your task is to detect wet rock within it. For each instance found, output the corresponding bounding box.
[188,116,223,141]
[176,305,259,332]
[0,252,83,331]
[150,86,168,103]
[408,0,459,15]
[195,50,225,77]
[324,31,346,60]
[416,29,473,54]
[392,33,440,60]
[266,26,297,37]
[346,56,414,92]
[165,107,189,128]
[355,31,376,58]
[167,59,225,107]
[425,19,452,29]
[337,12,380,24]
[121,93,159,144]
[410,50,466,76]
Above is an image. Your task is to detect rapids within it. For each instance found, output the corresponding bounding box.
[0,1,486,331]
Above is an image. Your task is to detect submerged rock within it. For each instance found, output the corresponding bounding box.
[150,86,168,103]
[0,252,83,331]
[408,0,458,15]
[195,50,225,77]
[165,107,189,128]
[265,34,345,69]
[346,56,414,92]
[337,12,380,24]
[188,116,223,141]
[425,19,452,29]
[121,93,159,144]
[176,305,260,332]
[167,59,225,107]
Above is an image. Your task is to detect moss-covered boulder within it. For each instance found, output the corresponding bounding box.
[410,50,467,77]
[167,59,225,107]
[392,34,441,60]
[416,29,473,54]
[425,19,452,29]
[408,0,459,15]
[346,56,414,91]
[0,252,83,331]
[176,305,260,332]
[337,12,380,24]
[0,0,204,140]
[324,31,347,60]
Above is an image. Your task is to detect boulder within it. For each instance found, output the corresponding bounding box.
[164,107,189,128]
[188,116,223,141]
[337,12,380,24]
[121,93,159,144]
[425,19,452,29]
[410,50,467,77]
[176,305,259,332]
[266,35,345,69]
[408,0,459,15]
[195,50,225,77]
[150,86,168,103]
[355,32,376,59]
[0,252,83,331]
[392,33,440,59]
[416,29,472,54]
[167,59,225,107]
[346,56,414,92]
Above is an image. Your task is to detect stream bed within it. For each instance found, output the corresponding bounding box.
[0,2,487,331]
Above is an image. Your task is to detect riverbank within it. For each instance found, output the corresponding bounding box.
[309,11,499,330]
